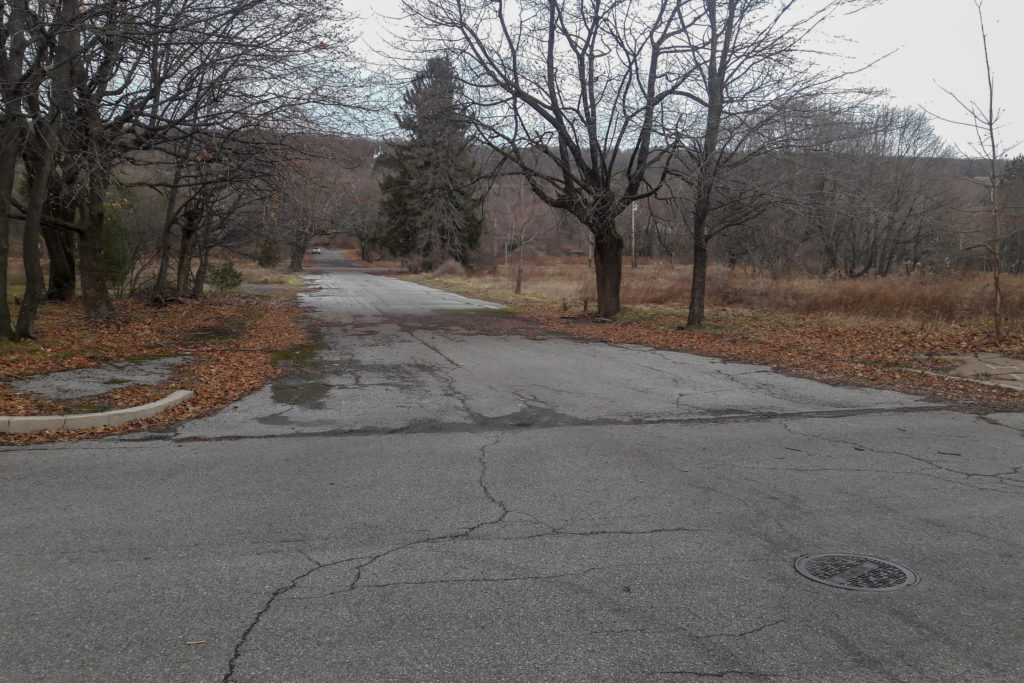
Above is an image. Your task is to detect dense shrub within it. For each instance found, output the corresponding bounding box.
[208,261,244,291]
[256,238,281,268]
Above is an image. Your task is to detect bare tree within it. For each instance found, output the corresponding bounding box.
[3,0,364,334]
[791,105,952,277]
[0,0,32,335]
[402,0,708,317]
[485,177,554,293]
[937,0,1016,337]
[663,0,879,326]
[266,153,365,271]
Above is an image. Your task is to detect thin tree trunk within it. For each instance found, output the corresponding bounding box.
[687,229,709,327]
[16,124,57,338]
[515,240,524,294]
[191,221,210,298]
[686,10,724,328]
[0,0,28,337]
[153,164,182,298]
[192,251,209,298]
[0,121,21,337]
[990,175,1003,337]
[176,227,196,296]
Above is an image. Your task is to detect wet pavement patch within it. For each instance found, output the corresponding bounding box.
[10,356,187,401]
[270,382,331,406]
[271,342,327,366]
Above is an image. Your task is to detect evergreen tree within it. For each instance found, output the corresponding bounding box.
[377,57,482,268]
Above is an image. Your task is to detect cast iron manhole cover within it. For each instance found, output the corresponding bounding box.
[795,553,919,591]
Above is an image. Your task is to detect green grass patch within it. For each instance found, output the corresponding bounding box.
[6,284,26,304]
[69,403,109,414]
[271,342,326,365]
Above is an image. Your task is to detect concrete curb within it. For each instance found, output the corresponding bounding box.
[0,390,194,434]
[900,368,1024,393]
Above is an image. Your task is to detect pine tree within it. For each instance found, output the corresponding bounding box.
[377,57,482,269]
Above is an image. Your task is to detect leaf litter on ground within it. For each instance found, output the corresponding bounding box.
[0,293,311,444]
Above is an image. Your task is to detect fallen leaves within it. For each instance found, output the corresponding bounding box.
[405,272,1023,412]
[0,293,311,445]
[519,305,1024,412]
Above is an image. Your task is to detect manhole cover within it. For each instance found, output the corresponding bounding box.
[795,553,919,591]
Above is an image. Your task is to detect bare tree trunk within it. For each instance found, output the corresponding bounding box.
[175,226,196,296]
[990,176,1004,338]
[515,244,523,295]
[0,120,21,337]
[153,164,182,298]
[288,240,307,271]
[79,170,115,317]
[687,229,709,327]
[42,186,78,301]
[192,250,209,298]
[0,0,28,338]
[191,221,210,298]
[592,226,623,318]
[16,124,58,338]
[41,227,75,301]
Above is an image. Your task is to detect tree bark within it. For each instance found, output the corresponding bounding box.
[42,188,78,301]
[192,250,209,298]
[79,169,115,317]
[16,124,58,338]
[191,222,210,298]
[153,164,182,298]
[687,230,709,327]
[288,239,307,271]
[0,0,28,338]
[175,226,196,297]
[592,227,623,318]
[0,120,21,337]
[515,240,524,294]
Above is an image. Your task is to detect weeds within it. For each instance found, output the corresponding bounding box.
[425,260,1024,326]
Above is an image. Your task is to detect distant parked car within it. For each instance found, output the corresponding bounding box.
[312,247,321,254]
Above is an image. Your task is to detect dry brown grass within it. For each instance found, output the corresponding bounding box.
[233,260,301,287]
[452,260,1024,324]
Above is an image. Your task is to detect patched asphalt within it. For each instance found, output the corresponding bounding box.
[10,356,186,400]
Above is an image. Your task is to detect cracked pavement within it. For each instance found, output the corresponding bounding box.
[1,259,1023,682]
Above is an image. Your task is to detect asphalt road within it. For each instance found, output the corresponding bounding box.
[2,252,1023,682]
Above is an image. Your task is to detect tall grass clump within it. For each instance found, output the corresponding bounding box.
[425,256,1024,324]
[759,272,1024,321]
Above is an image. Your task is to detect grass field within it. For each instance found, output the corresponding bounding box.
[432,259,1024,325]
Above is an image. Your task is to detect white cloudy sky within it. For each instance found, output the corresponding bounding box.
[825,0,1021,153]
[346,0,1023,153]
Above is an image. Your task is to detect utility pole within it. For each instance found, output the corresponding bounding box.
[631,201,638,269]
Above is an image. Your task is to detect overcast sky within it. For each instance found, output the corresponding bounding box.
[347,0,1023,154]
[827,0,1021,154]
